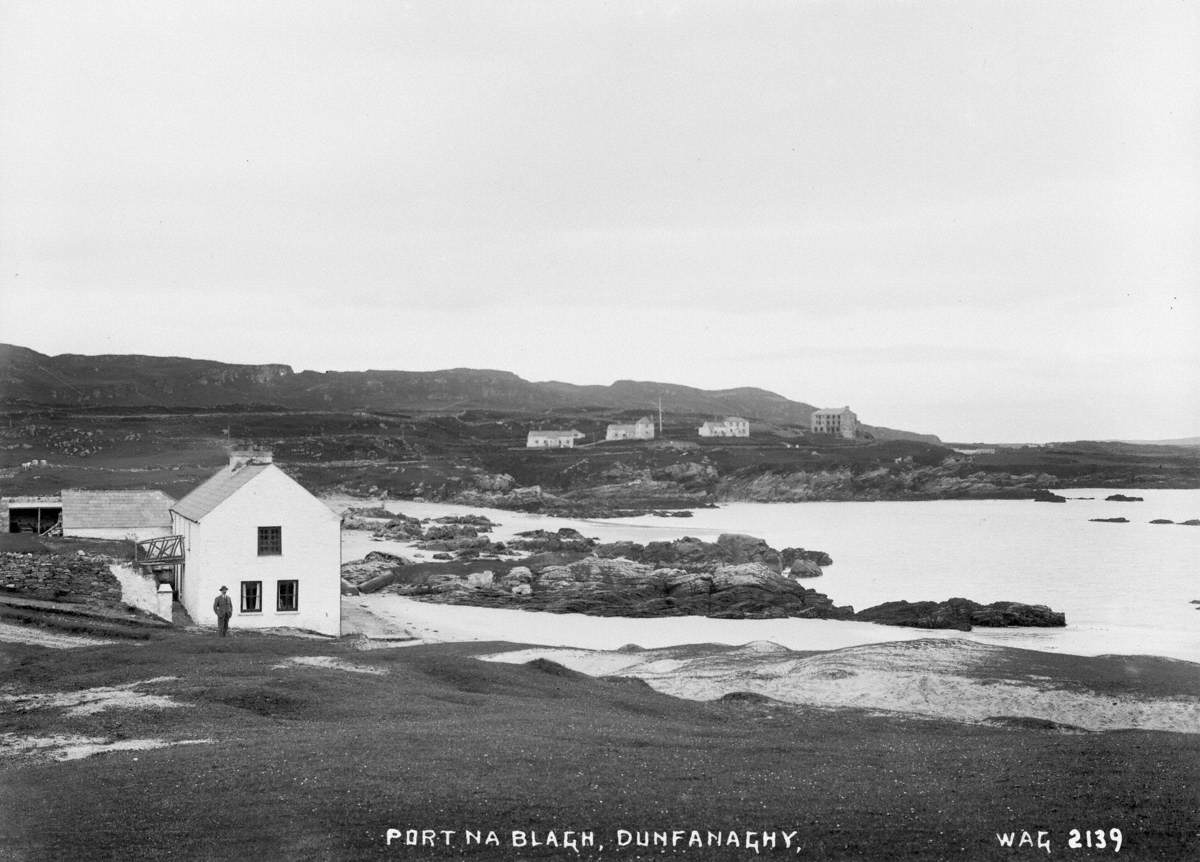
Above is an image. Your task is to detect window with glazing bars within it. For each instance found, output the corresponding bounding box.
[257,526,282,555]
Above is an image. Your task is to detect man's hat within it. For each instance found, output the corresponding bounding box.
[219,586,228,592]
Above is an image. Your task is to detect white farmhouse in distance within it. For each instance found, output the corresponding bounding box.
[169,451,341,636]
[698,417,750,438]
[605,416,655,441]
[811,406,858,439]
[526,429,584,448]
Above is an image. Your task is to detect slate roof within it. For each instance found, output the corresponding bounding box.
[170,463,271,522]
[812,407,854,415]
[61,490,175,529]
[607,416,654,430]
[527,429,582,438]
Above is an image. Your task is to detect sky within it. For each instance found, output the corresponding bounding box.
[1,0,1197,443]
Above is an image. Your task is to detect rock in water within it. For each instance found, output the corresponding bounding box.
[1105,494,1144,502]
[1089,517,1130,523]
[1032,489,1066,503]
[855,598,1066,631]
[781,547,833,568]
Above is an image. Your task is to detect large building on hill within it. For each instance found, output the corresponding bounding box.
[605,416,655,441]
[811,406,858,439]
[168,451,341,636]
[526,429,584,448]
[698,417,750,438]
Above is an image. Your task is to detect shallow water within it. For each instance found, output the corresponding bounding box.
[332,489,1200,662]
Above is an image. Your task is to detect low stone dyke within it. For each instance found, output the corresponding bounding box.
[0,552,123,603]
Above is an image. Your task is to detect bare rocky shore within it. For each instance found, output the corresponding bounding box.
[342,514,1065,630]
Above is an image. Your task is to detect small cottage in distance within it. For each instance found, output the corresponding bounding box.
[168,450,341,636]
[606,416,655,441]
[698,417,750,438]
[526,429,584,448]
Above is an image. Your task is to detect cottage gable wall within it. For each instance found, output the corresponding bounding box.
[174,465,340,635]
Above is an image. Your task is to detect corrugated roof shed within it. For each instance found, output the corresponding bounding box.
[61,490,175,529]
[171,463,271,522]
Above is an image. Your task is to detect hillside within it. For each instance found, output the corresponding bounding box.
[0,344,939,442]
[2,630,1199,860]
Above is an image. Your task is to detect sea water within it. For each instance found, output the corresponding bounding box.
[336,489,1200,661]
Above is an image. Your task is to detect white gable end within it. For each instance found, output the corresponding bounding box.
[172,464,341,636]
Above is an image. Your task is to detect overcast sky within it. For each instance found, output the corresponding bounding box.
[1,1,1197,442]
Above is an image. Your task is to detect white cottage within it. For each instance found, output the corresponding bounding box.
[169,452,341,636]
[605,416,655,441]
[526,429,584,448]
[698,417,750,438]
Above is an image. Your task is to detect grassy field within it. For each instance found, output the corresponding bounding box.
[2,631,1198,861]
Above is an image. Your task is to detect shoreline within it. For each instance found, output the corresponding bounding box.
[346,592,1200,665]
[329,491,1200,664]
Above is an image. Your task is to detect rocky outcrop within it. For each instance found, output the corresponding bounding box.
[360,511,508,556]
[371,513,424,540]
[432,514,497,531]
[345,506,393,519]
[786,559,824,578]
[352,531,848,619]
[1150,519,1174,525]
[507,528,597,553]
[451,485,558,511]
[422,523,481,541]
[1032,489,1066,503]
[414,534,501,555]
[592,534,828,576]
[415,555,853,620]
[342,551,412,590]
[782,547,833,567]
[715,465,1061,503]
[1090,517,1129,523]
[473,473,515,492]
[855,598,1066,631]
[1105,494,1143,502]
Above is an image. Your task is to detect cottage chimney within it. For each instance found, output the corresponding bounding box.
[228,449,273,471]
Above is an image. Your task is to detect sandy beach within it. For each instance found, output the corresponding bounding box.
[347,591,942,651]
[328,495,1200,736]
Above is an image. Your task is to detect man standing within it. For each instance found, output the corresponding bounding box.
[213,586,233,637]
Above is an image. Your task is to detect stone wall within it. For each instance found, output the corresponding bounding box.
[0,552,122,602]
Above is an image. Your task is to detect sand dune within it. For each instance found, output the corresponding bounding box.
[483,639,1200,734]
